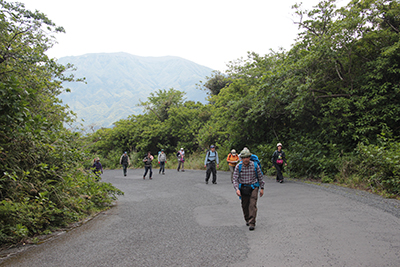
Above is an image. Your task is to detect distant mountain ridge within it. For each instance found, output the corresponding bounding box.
[58,52,213,128]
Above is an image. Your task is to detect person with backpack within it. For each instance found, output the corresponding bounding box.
[272,142,287,183]
[143,151,154,180]
[227,149,239,183]
[232,148,265,231]
[92,157,103,181]
[158,149,167,175]
[119,151,131,176]
[176,148,185,172]
[204,145,219,184]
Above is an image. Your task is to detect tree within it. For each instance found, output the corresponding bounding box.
[0,1,122,245]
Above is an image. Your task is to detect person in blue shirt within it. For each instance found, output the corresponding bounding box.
[204,145,219,184]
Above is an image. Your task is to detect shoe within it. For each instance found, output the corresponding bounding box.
[143,176,145,179]
[149,177,152,180]
[124,174,126,176]
[249,226,255,231]
[181,170,185,172]
[162,173,165,175]
[276,179,279,182]
[205,181,208,184]
[212,182,217,184]
[279,180,283,183]
[177,169,179,172]
[159,170,161,174]
[246,222,249,226]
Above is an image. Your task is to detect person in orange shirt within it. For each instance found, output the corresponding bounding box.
[227,149,239,183]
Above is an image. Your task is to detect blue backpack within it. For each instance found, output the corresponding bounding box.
[238,154,263,178]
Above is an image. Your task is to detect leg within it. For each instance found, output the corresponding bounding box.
[149,165,153,179]
[276,164,283,182]
[161,162,165,174]
[241,194,251,224]
[181,161,185,172]
[123,164,127,176]
[177,161,181,171]
[248,188,259,227]
[205,163,212,182]
[229,166,234,183]
[143,166,149,178]
[211,163,217,184]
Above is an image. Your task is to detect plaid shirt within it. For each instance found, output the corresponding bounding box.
[232,161,264,191]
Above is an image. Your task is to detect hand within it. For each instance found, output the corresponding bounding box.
[236,189,241,197]
[260,189,264,197]
[204,165,206,168]
[285,163,287,166]
[272,166,275,168]
[217,164,219,168]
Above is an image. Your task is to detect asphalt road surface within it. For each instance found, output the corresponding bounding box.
[1,168,400,266]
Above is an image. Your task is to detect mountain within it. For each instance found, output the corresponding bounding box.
[57,52,213,128]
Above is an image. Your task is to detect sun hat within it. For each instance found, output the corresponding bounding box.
[240,149,251,158]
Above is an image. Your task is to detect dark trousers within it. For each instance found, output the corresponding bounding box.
[144,165,152,178]
[276,164,284,181]
[205,161,217,183]
[122,164,128,176]
[241,187,259,226]
[159,162,165,173]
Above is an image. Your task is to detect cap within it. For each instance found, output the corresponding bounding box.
[180,148,184,150]
[277,143,282,147]
[231,149,236,155]
[240,149,251,158]
[210,145,215,148]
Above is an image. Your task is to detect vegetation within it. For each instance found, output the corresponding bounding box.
[0,1,122,246]
[87,0,400,198]
[1,0,400,247]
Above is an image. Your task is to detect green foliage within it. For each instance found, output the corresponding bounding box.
[0,1,123,245]
[86,88,211,163]
[84,0,400,199]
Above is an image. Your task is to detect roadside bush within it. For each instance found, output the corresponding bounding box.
[355,138,400,196]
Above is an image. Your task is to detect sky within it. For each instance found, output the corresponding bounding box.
[21,0,350,71]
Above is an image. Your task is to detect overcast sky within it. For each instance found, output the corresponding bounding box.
[21,0,349,71]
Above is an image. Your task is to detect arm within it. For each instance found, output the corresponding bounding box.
[257,165,264,197]
[232,165,241,196]
[204,153,209,167]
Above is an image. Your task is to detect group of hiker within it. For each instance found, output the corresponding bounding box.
[92,143,287,231]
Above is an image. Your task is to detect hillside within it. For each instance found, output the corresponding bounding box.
[58,53,213,128]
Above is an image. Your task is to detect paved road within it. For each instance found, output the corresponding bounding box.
[1,169,400,266]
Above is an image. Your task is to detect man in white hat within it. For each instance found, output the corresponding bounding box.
[232,148,264,231]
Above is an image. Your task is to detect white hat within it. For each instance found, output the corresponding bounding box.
[277,143,282,147]
[180,148,184,150]
[231,149,236,155]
